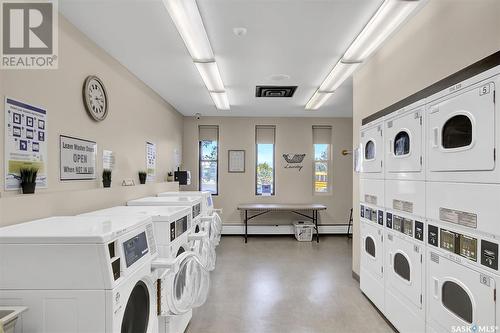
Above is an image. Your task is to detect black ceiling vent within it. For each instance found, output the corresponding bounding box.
[255,86,297,98]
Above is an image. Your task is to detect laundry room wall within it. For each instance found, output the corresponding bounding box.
[182,117,353,229]
[0,15,183,227]
[351,0,500,276]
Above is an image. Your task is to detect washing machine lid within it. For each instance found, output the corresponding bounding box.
[0,216,152,244]
[81,205,191,223]
[158,191,210,197]
[128,196,202,207]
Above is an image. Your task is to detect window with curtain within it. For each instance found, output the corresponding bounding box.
[313,125,332,194]
[255,125,275,195]
[199,125,219,195]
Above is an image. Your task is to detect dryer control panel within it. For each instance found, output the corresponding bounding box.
[387,213,424,242]
[440,229,477,261]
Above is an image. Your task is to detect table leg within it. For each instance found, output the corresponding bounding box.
[315,210,319,243]
[245,210,248,243]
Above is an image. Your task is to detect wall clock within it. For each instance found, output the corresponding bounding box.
[83,75,108,122]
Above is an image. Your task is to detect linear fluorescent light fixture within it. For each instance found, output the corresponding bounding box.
[306,0,424,110]
[194,61,225,92]
[163,0,214,62]
[210,92,230,110]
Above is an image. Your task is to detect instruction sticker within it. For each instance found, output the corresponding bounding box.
[439,207,477,229]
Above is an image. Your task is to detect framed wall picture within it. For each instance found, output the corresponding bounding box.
[228,150,245,173]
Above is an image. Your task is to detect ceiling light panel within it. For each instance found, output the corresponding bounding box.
[305,91,334,110]
[195,62,225,92]
[318,61,360,92]
[163,0,214,62]
[343,0,422,62]
[210,92,230,110]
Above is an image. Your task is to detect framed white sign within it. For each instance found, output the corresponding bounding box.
[228,150,245,173]
[146,141,156,181]
[60,135,97,180]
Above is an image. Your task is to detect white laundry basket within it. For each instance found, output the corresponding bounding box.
[293,221,314,242]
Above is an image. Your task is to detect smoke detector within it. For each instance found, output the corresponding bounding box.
[233,27,247,37]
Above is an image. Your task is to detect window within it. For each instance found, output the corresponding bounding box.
[365,140,375,160]
[199,125,218,195]
[255,125,275,195]
[442,281,473,323]
[394,131,410,156]
[365,237,376,257]
[442,115,472,149]
[394,253,410,281]
[313,126,332,193]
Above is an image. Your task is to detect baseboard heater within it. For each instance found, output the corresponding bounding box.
[221,224,350,235]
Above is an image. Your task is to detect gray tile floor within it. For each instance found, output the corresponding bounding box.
[186,235,394,333]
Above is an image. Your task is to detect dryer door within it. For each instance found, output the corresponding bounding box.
[361,124,383,174]
[360,220,383,279]
[386,111,422,173]
[386,232,423,308]
[192,233,216,271]
[159,251,209,316]
[428,82,495,172]
[427,252,496,330]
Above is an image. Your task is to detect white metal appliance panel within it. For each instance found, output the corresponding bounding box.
[426,182,499,238]
[359,178,384,207]
[386,232,423,308]
[361,122,384,177]
[386,109,423,175]
[427,251,496,331]
[385,180,425,218]
[427,82,495,173]
[360,220,383,280]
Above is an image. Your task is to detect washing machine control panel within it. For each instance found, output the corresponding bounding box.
[170,215,189,242]
[440,229,477,262]
[481,240,499,270]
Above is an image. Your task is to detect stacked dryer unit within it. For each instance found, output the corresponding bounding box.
[360,61,500,333]
[80,206,210,333]
[383,99,426,333]
[359,118,386,312]
[425,66,500,333]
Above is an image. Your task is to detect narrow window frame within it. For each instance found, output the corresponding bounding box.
[255,125,276,196]
[313,125,333,195]
[198,125,219,195]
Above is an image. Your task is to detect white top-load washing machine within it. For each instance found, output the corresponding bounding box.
[80,206,210,333]
[127,197,216,271]
[157,191,222,246]
[0,216,159,333]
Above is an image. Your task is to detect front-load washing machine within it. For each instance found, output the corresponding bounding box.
[360,119,385,179]
[80,206,210,333]
[426,65,499,184]
[127,197,216,271]
[359,178,385,312]
[426,223,499,333]
[157,191,222,246]
[384,99,425,181]
[0,215,160,333]
[384,210,425,333]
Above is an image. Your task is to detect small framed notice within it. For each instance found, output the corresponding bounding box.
[228,150,245,173]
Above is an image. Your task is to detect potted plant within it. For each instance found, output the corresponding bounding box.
[19,167,38,194]
[166,171,174,182]
[102,169,112,188]
[138,171,147,184]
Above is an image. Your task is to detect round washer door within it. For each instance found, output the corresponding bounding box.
[193,233,216,271]
[121,281,150,333]
[162,251,210,315]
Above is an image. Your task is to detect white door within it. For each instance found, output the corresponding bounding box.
[386,233,423,308]
[361,220,383,279]
[427,252,496,330]
[361,123,383,174]
[427,82,495,172]
[159,251,209,316]
[386,110,423,173]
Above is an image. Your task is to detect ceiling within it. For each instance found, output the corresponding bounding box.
[60,0,383,117]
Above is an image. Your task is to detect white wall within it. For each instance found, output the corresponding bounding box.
[352,0,500,275]
[183,117,353,227]
[0,16,183,226]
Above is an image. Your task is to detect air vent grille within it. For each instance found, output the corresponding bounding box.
[255,86,297,98]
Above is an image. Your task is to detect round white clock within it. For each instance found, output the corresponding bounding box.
[83,75,108,122]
